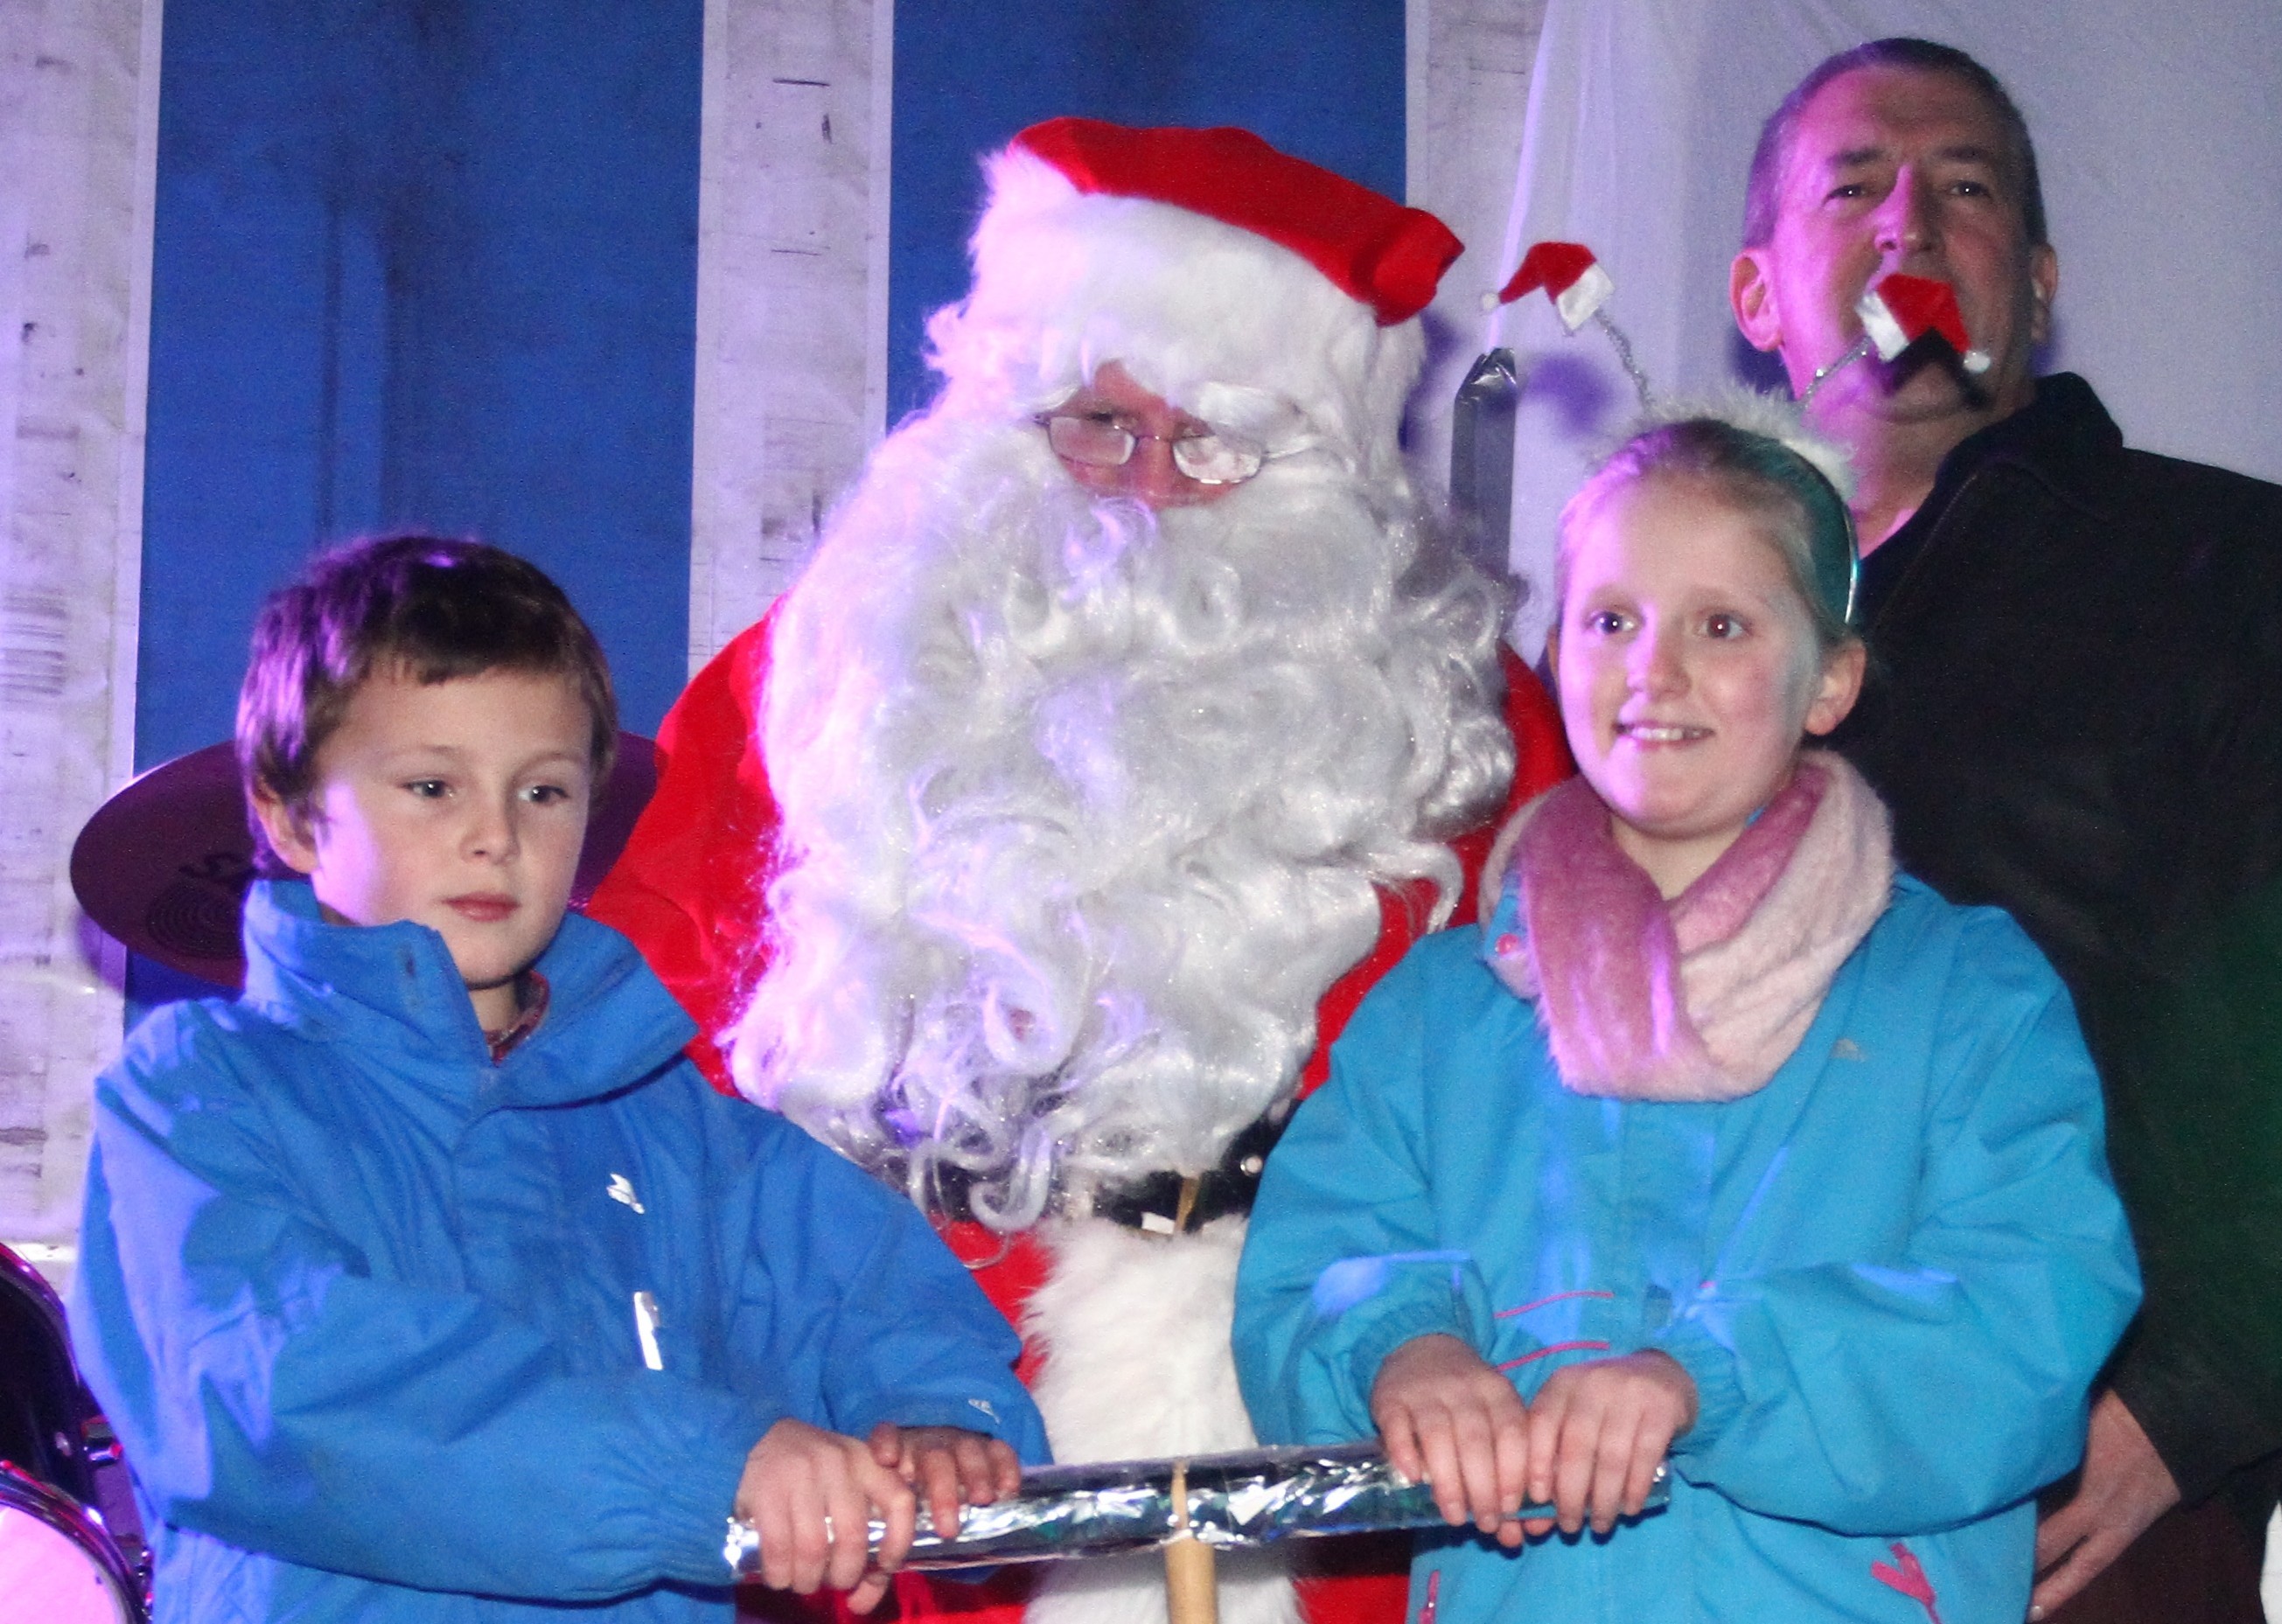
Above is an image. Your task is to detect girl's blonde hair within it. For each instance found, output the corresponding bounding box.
[1555,402,1861,656]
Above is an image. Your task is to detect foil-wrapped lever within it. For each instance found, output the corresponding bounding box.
[724,1439,1671,1576]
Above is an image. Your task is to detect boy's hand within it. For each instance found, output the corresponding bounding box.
[1370,1333,1532,1548]
[736,1418,915,1614]
[1521,1350,1695,1537]
[867,1422,1022,1544]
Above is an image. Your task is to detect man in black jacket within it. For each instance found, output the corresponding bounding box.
[1731,37,2282,1624]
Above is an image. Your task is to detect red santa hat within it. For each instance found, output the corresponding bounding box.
[925,117,1463,478]
[1012,118,1460,325]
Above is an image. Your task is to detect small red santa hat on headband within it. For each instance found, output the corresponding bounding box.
[1485,240,1650,408]
[927,117,1463,474]
[1489,240,1614,332]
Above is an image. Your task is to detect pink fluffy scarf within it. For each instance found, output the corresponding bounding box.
[1481,751,1894,1101]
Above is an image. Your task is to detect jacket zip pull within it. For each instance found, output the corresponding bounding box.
[1418,1568,1441,1624]
[632,1290,665,1370]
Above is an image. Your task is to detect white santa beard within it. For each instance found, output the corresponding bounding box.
[732,413,1511,1224]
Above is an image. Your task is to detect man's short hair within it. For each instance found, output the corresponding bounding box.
[237,535,618,861]
[1741,38,2047,249]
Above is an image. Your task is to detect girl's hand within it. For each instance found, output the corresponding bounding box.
[867,1422,1021,1546]
[1521,1350,1696,1537]
[1370,1333,1532,1548]
[736,1418,915,1614]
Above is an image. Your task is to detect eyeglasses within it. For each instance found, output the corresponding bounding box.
[1033,411,1274,486]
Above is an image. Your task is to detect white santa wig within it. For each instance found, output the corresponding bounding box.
[926,136,1429,491]
[727,124,1516,1229]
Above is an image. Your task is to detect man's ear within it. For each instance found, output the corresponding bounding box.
[1730,248,1783,352]
[249,784,320,875]
[2027,243,2059,346]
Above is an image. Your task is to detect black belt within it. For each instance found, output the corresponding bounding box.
[926,1111,1290,1236]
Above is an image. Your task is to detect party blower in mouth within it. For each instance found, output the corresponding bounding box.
[1802,273,1991,405]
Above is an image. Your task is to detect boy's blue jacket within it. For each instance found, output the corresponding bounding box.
[69,881,1048,1623]
[1233,878,2139,1624]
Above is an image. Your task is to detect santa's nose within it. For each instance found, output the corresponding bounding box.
[1124,436,1199,508]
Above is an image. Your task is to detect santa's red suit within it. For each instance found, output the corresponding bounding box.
[587,119,1570,1624]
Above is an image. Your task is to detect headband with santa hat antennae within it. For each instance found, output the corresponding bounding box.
[1486,241,1651,408]
[1623,386,1864,627]
[1444,242,1649,583]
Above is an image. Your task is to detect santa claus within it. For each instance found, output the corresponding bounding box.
[589,118,1568,1624]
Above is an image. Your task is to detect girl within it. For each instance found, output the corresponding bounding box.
[1232,406,2139,1623]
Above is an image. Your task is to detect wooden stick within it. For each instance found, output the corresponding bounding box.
[1163,1459,1218,1624]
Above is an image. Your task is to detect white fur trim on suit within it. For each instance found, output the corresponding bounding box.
[1023,1215,1301,1624]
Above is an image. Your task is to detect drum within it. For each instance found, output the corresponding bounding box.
[0,1245,149,1621]
[0,1462,147,1623]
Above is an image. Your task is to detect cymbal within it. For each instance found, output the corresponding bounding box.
[69,734,659,991]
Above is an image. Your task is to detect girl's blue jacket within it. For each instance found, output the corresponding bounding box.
[1234,876,2139,1624]
[69,880,1046,1623]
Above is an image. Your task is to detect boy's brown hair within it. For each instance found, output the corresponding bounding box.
[236,535,618,872]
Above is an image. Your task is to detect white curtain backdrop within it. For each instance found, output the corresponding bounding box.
[1490,0,2282,653]
[0,0,161,1293]
[689,0,894,674]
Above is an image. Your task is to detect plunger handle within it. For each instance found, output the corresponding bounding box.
[1163,1460,1218,1624]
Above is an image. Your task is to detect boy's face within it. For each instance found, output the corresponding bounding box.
[255,666,594,1032]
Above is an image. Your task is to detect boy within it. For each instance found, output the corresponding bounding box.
[68,536,1047,1624]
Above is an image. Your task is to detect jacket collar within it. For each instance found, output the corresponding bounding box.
[1924,372,2125,517]
[1860,373,2123,623]
[240,880,697,1107]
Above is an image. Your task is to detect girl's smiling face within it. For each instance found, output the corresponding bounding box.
[1553,472,1865,897]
